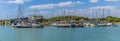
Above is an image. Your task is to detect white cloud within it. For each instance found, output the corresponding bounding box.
[105,0,119,2]
[56,1,74,7]
[29,4,56,9]
[1,0,31,4]
[29,1,84,9]
[56,1,84,7]
[8,0,24,4]
[89,6,116,10]
[89,0,98,3]
[77,1,84,4]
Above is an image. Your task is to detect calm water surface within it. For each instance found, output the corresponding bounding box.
[0,25,120,41]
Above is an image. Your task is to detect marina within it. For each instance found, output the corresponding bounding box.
[0,0,120,41]
[8,5,118,28]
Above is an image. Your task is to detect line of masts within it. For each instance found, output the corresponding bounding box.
[53,8,110,18]
[45,8,110,22]
[17,4,111,20]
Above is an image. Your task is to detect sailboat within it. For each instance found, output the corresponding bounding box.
[95,8,115,27]
[11,5,31,28]
[11,5,43,28]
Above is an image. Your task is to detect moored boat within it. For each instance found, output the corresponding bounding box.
[51,21,84,27]
[31,22,43,28]
[12,21,43,28]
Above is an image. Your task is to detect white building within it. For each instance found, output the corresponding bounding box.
[28,15,43,22]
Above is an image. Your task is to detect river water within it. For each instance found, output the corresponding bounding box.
[0,25,120,41]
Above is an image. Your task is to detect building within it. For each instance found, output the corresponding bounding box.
[28,15,43,22]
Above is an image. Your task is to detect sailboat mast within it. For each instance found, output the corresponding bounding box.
[108,9,110,16]
[34,8,38,15]
[102,9,105,21]
[92,10,94,21]
[56,11,59,21]
[95,10,98,22]
[98,9,101,21]
[17,4,23,21]
[63,9,65,21]
[108,8,110,22]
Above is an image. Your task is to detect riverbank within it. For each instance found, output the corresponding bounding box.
[0,20,11,25]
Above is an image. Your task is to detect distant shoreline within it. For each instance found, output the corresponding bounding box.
[0,16,120,25]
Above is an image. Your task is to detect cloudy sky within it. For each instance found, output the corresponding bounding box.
[0,0,120,19]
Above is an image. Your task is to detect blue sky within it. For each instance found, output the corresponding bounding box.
[0,0,120,19]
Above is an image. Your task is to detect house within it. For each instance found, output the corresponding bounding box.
[28,15,43,22]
